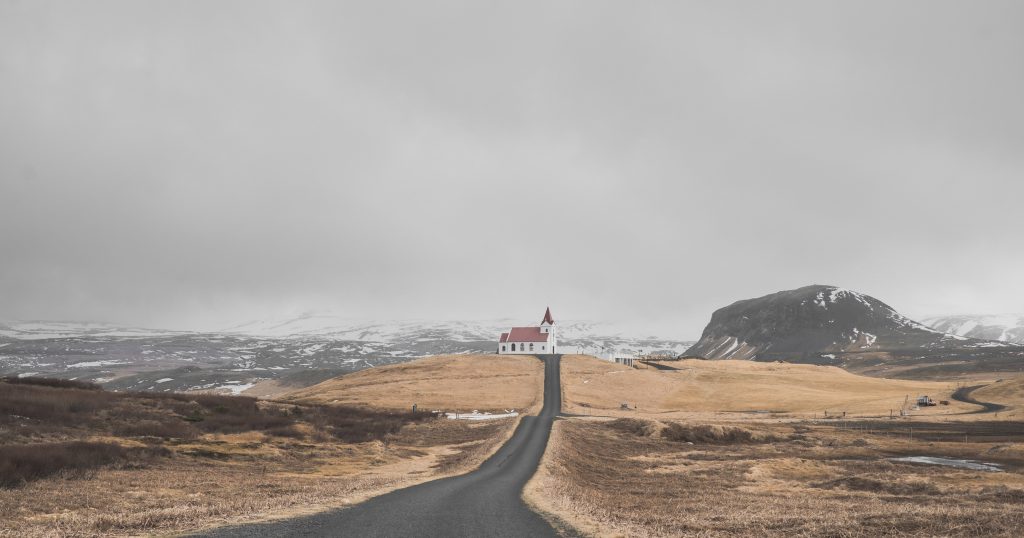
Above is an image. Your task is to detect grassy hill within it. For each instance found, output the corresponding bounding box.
[286,354,544,413]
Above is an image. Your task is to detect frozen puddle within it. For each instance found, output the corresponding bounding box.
[445,411,519,421]
[891,456,1003,472]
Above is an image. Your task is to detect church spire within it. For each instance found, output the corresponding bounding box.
[541,307,554,326]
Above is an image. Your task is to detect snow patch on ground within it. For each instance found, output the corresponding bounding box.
[67,360,129,368]
[215,381,256,395]
[445,410,518,421]
[814,287,876,311]
[891,456,1002,472]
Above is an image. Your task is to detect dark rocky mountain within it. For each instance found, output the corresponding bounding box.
[684,285,1023,377]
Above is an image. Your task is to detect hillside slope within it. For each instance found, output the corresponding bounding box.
[560,354,971,417]
[286,354,544,413]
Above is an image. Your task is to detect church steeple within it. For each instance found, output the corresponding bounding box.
[541,307,554,326]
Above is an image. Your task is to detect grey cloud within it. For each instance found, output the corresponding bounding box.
[1,1,1022,337]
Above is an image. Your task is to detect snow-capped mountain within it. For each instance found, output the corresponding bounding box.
[0,321,179,340]
[685,285,1014,363]
[922,314,1024,345]
[223,314,691,355]
[0,316,692,393]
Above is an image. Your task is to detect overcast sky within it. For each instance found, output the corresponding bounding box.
[2,1,1022,338]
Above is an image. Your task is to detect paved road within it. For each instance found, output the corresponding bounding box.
[952,384,1007,414]
[196,355,564,538]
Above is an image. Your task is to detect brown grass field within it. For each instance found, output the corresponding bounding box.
[526,417,1024,537]
[560,355,990,420]
[0,355,536,537]
[287,353,544,413]
[5,352,1023,537]
[973,377,1024,420]
[525,355,1024,537]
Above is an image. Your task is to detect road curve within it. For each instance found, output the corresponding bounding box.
[194,355,563,538]
[951,384,1007,414]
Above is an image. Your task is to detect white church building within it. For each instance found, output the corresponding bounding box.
[497,307,557,355]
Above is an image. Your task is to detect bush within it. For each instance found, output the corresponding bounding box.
[662,423,775,444]
[814,476,940,496]
[0,442,129,488]
[265,425,306,439]
[196,412,294,434]
[310,406,434,443]
[1,378,433,444]
[0,383,116,426]
[112,420,197,440]
[0,376,101,390]
[127,391,258,416]
[607,418,658,437]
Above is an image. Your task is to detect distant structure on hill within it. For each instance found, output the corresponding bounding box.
[498,307,557,355]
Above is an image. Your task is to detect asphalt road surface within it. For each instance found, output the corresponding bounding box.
[196,354,564,538]
[952,384,1007,414]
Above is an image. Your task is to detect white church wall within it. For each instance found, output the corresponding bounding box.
[499,341,548,355]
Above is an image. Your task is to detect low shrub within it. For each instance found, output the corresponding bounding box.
[0,383,117,425]
[1,378,433,445]
[128,391,259,416]
[113,420,197,440]
[196,412,294,434]
[0,376,101,390]
[979,486,1024,502]
[607,418,658,437]
[662,423,776,444]
[265,425,305,439]
[0,442,129,488]
[311,406,434,443]
[814,476,940,496]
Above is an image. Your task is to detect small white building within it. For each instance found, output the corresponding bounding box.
[497,307,557,355]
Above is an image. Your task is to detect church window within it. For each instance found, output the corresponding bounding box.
[502,345,506,352]
[529,343,534,351]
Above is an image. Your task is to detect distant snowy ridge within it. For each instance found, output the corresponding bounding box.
[220,313,688,347]
[922,314,1024,345]
[0,321,183,340]
[1,315,693,395]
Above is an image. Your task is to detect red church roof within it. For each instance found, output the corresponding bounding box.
[500,327,550,343]
[541,307,554,325]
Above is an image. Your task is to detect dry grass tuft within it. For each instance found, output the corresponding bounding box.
[662,422,776,444]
